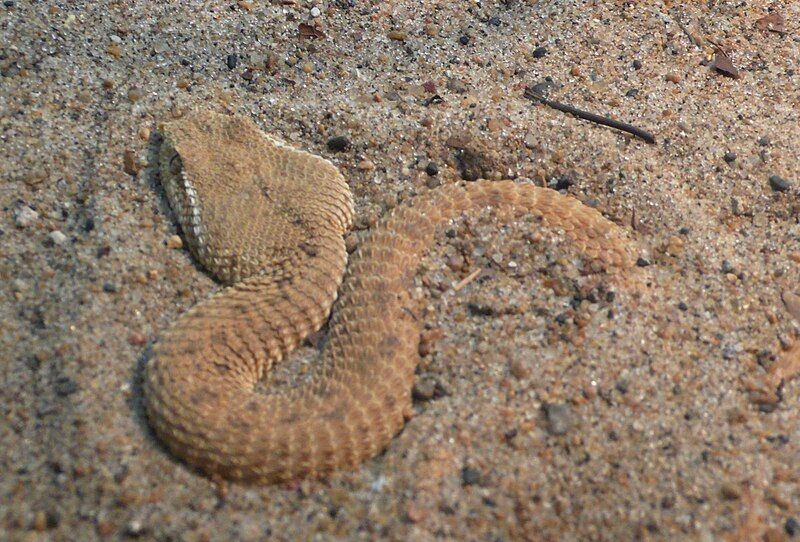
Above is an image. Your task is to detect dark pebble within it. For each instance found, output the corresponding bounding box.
[758,136,771,146]
[103,282,119,293]
[678,302,688,311]
[678,226,690,235]
[461,467,481,486]
[636,257,651,267]
[488,16,501,26]
[55,376,79,397]
[769,175,791,192]
[786,517,799,536]
[625,88,639,98]
[424,162,439,176]
[542,402,573,435]
[615,380,629,394]
[459,35,470,45]
[632,59,642,70]
[326,136,350,152]
[226,54,238,70]
[723,151,736,163]
[721,260,734,273]
[532,46,547,58]
[3,1,14,6]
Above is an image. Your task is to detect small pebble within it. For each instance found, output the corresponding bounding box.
[226,54,238,69]
[666,72,681,84]
[48,230,68,246]
[488,16,501,26]
[625,88,639,98]
[636,257,651,267]
[55,376,79,397]
[542,402,573,435]
[786,517,799,536]
[310,6,321,17]
[723,151,736,163]
[758,136,771,146]
[769,175,791,192]
[387,30,407,41]
[13,205,39,228]
[103,282,120,293]
[167,235,183,249]
[461,467,481,486]
[632,59,642,69]
[532,46,547,58]
[424,162,438,176]
[326,135,350,152]
[459,35,470,45]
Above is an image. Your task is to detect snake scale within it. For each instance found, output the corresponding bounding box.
[143,110,637,483]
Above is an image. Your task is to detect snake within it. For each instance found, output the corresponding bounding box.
[142,110,638,483]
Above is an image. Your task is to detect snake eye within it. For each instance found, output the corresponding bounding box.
[169,153,182,176]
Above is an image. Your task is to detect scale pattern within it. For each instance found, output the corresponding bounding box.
[143,110,637,483]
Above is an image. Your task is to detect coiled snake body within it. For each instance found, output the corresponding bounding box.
[143,110,636,483]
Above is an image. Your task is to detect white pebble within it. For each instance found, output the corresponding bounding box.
[13,206,39,227]
[310,6,321,17]
[49,230,68,246]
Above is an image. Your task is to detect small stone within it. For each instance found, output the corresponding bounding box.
[523,133,537,149]
[459,35,470,45]
[543,402,573,435]
[446,78,467,93]
[310,6,321,17]
[128,89,142,103]
[123,150,140,175]
[625,88,639,98]
[387,30,407,41]
[532,46,547,58]
[128,332,147,346]
[769,175,791,192]
[721,260,734,274]
[55,376,79,397]
[226,54,238,69]
[786,517,799,536]
[636,257,651,267]
[666,72,681,84]
[357,159,374,171]
[412,378,436,401]
[758,136,771,146]
[424,162,438,176]
[461,467,481,486]
[102,79,114,89]
[103,282,120,293]
[326,136,350,152]
[167,235,183,249]
[723,151,736,163]
[488,16,501,26]
[107,44,122,59]
[48,230,68,246]
[301,62,314,74]
[632,59,642,69]
[13,205,39,228]
[720,482,742,500]
[124,521,144,537]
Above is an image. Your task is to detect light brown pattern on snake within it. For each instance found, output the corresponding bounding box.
[143,110,638,483]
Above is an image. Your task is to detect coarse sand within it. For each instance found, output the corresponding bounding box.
[1,1,799,540]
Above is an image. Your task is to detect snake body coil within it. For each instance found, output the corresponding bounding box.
[143,111,636,483]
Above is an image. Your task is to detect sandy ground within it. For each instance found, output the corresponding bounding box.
[2,0,800,540]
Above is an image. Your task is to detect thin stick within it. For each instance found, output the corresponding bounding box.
[452,268,482,292]
[524,89,656,144]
